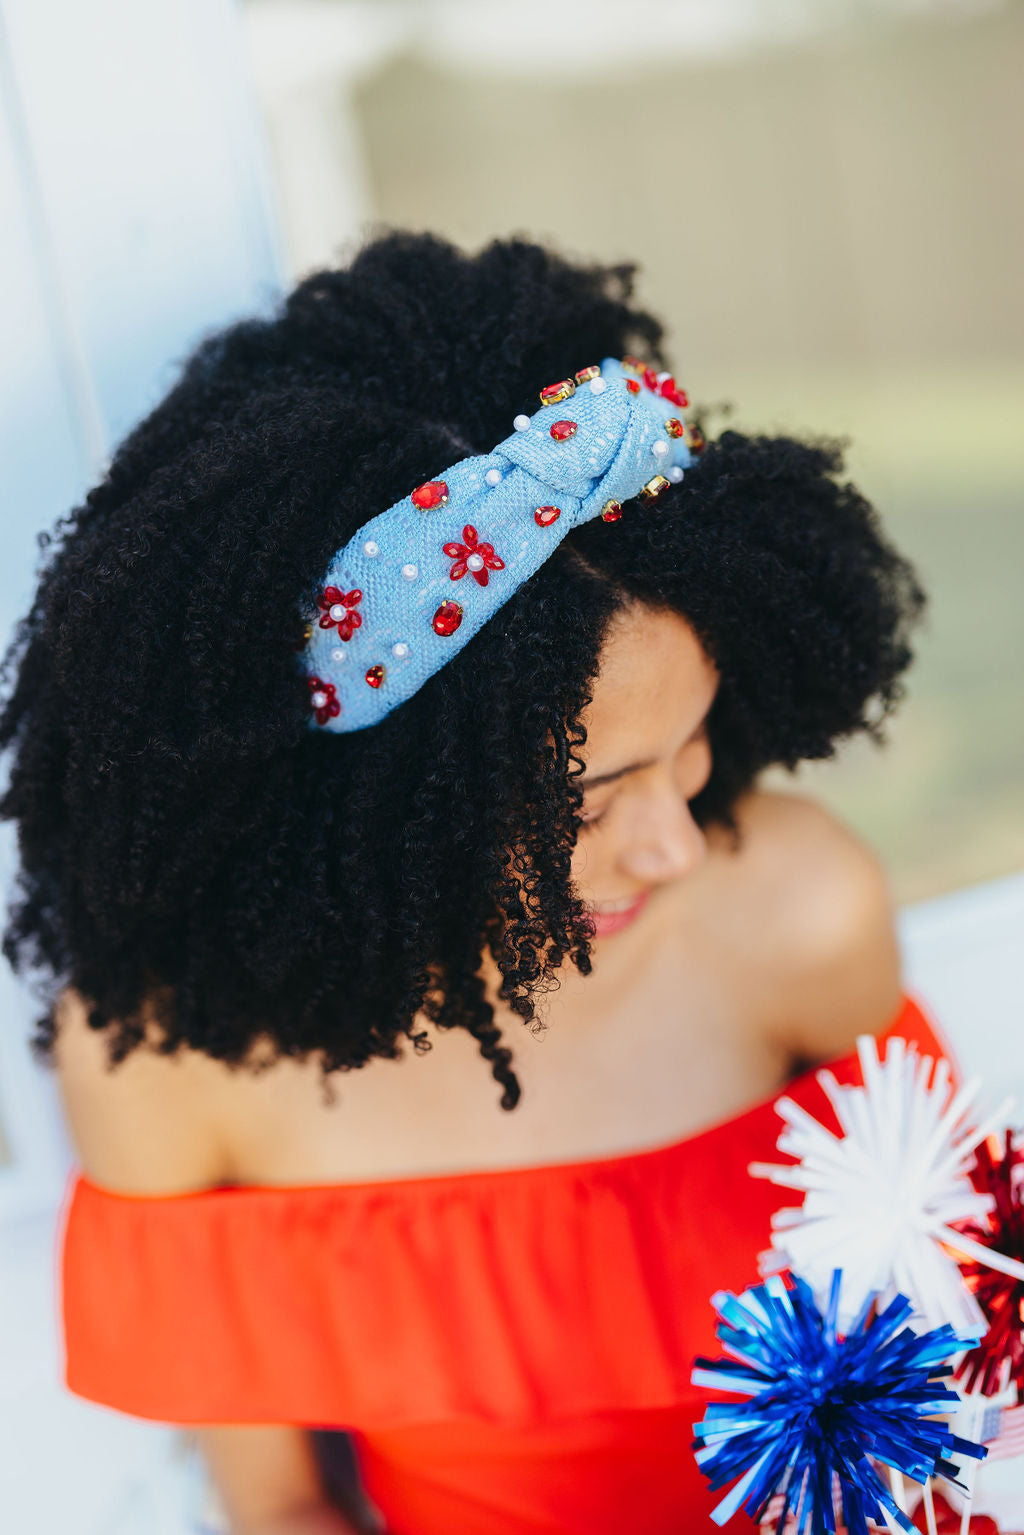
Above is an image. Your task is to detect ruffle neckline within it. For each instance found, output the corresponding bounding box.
[60,994,946,1430]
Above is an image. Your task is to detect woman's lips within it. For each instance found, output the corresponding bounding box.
[587,889,651,936]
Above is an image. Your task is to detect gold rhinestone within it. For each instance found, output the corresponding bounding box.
[621,355,646,374]
[664,417,684,438]
[538,378,576,406]
[639,475,670,504]
[685,423,706,453]
[574,365,601,384]
[302,620,313,644]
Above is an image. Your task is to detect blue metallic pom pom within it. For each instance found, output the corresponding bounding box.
[691,1270,986,1534]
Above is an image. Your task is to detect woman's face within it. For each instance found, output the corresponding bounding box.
[571,602,719,938]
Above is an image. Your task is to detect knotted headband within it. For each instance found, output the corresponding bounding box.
[300,355,703,732]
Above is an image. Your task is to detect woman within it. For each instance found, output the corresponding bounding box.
[0,230,939,1534]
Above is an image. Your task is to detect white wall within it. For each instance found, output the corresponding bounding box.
[0,0,282,1222]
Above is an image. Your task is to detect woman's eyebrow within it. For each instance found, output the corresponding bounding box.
[581,757,656,792]
[580,707,714,792]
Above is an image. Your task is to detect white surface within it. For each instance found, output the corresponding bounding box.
[900,869,1024,1117]
[0,1214,201,1535]
[0,0,282,1226]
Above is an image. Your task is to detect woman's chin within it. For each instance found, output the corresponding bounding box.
[586,889,651,937]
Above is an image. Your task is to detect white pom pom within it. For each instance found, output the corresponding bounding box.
[750,1033,1018,1337]
[513,414,530,431]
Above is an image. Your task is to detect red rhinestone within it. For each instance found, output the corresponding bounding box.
[534,505,562,527]
[622,354,646,373]
[639,475,670,504]
[539,378,575,406]
[365,664,385,689]
[601,500,622,523]
[685,423,706,454]
[625,379,640,395]
[549,419,577,441]
[432,600,464,637]
[574,365,601,384]
[664,417,684,438]
[643,366,660,393]
[411,479,449,510]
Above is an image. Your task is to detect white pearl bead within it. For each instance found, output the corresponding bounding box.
[667,466,684,483]
[485,468,502,486]
[329,603,345,621]
[310,690,328,709]
[330,647,346,662]
[652,439,670,457]
[401,563,418,581]
[657,371,672,384]
[466,553,485,572]
[513,414,530,431]
[363,540,379,557]
[589,377,608,395]
[391,642,410,659]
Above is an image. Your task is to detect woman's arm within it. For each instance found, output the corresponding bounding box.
[51,998,380,1533]
[234,1504,363,1535]
[195,1425,372,1535]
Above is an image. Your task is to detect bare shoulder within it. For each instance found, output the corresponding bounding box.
[52,986,233,1194]
[707,788,904,1059]
[723,788,892,909]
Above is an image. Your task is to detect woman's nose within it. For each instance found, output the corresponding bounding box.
[620,794,707,885]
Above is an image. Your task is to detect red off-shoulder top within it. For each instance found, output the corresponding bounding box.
[58,993,951,1534]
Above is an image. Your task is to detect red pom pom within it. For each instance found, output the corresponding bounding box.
[955,1130,1024,1401]
[910,1491,1001,1533]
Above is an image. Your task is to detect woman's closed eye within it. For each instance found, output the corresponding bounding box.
[575,802,609,833]
[575,729,712,835]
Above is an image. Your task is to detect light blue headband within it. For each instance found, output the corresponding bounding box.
[300,355,703,732]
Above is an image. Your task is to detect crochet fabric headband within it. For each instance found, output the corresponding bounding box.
[300,355,704,733]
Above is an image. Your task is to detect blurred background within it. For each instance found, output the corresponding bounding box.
[242,0,1024,904]
[0,0,1022,1528]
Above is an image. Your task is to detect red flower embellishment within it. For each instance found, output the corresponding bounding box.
[317,585,363,640]
[442,525,505,586]
[642,367,688,409]
[625,357,690,411]
[307,675,340,725]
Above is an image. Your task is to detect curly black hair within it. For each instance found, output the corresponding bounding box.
[0,229,926,1111]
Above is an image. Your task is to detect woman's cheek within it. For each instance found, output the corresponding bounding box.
[682,740,713,799]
